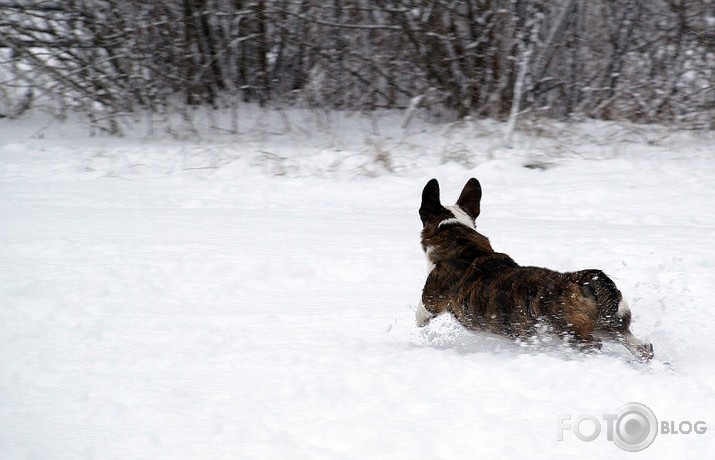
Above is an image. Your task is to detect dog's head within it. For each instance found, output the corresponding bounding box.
[419,178,482,230]
[419,178,492,268]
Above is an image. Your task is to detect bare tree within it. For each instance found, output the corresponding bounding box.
[1,0,712,131]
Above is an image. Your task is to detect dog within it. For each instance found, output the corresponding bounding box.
[416,178,654,362]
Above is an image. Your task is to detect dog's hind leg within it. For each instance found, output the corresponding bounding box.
[619,331,655,362]
[602,300,655,362]
[612,306,654,361]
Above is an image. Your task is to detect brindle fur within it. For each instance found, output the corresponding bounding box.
[418,178,654,361]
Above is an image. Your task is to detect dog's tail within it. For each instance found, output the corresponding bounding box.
[573,269,631,333]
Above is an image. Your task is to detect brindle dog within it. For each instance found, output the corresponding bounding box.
[417,178,654,361]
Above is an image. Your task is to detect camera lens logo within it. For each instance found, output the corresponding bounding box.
[612,402,658,452]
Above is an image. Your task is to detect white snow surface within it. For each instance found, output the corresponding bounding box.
[1,109,714,459]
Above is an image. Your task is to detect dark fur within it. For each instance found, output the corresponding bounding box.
[418,178,654,361]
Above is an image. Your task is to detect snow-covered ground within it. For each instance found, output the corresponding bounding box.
[1,108,713,459]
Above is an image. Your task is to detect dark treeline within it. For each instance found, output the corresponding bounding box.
[1,0,713,130]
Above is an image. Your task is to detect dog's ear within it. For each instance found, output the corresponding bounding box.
[419,178,441,225]
[456,178,482,220]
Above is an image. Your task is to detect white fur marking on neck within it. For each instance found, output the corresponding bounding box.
[441,205,475,229]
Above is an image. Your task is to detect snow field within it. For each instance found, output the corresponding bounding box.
[1,109,714,458]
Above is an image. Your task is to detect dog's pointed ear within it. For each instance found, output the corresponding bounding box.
[419,178,441,225]
[456,178,482,220]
